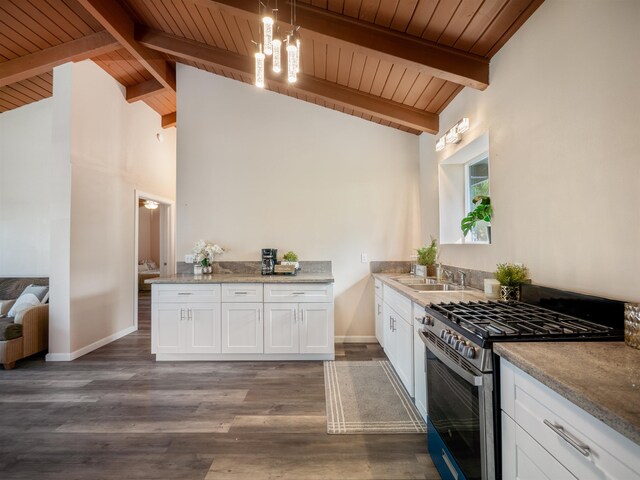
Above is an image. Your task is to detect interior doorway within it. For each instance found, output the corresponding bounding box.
[134,191,175,333]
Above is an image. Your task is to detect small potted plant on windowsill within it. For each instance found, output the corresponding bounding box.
[416,237,438,277]
[495,262,529,302]
[461,195,492,242]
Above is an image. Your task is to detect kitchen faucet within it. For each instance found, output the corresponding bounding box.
[458,271,467,288]
[442,269,453,282]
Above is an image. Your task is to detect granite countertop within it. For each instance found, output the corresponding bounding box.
[495,342,640,445]
[146,272,334,284]
[373,272,488,307]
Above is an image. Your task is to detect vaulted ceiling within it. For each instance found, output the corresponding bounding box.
[0,0,544,134]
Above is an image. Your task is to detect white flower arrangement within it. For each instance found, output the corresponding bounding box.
[192,239,225,267]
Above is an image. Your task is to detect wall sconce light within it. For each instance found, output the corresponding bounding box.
[144,200,159,210]
[435,118,470,151]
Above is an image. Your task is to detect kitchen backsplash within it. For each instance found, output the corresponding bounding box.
[176,261,332,274]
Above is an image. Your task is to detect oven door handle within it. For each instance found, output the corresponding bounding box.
[421,331,483,387]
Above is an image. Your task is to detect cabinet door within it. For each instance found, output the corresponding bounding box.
[185,303,221,353]
[264,303,299,354]
[221,303,264,354]
[375,296,384,348]
[394,316,414,396]
[502,412,576,480]
[413,325,427,421]
[382,302,396,365]
[299,303,334,354]
[155,303,184,354]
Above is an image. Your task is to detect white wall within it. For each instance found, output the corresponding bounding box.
[177,65,421,338]
[48,61,176,357]
[420,0,640,302]
[0,98,53,276]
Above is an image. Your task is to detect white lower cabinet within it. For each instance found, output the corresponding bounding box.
[156,303,221,354]
[221,303,263,354]
[382,293,413,397]
[154,298,221,354]
[299,303,334,354]
[501,358,640,480]
[264,301,334,355]
[502,412,575,480]
[152,282,334,360]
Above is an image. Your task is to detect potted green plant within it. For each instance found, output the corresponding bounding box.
[461,195,492,241]
[495,262,529,301]
[281,251,300,271]
[416,237,438,277]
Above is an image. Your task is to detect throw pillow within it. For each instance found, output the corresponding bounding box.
[146,261,158,270]
[7,293,41,318]
[20,284,49,304]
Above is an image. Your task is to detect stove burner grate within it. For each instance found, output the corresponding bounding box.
[429,301,613,340]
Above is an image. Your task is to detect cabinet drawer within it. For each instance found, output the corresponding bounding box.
[264,283,333,303]
[221,283,264,302]
[154,284,221,303]
[501,359,640,480]
[383,284,411,322]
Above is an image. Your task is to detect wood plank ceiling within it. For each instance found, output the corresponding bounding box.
[0,0,544,134]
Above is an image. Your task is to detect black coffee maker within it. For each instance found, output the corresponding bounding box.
[261,249,277,275]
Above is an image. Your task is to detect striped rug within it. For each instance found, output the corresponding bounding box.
[324,360,426,434]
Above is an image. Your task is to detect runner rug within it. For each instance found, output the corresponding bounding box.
[323,360,426,434]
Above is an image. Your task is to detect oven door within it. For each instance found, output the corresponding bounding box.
[422,331,493,480]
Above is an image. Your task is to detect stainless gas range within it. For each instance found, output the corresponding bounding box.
[419,284,625,480]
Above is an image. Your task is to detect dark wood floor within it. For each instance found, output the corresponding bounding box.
[0,291,435,479]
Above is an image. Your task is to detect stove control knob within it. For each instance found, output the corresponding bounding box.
[439,329,449,341]
[449,335,459,346]
[455,340,467,353]
[463,346,477,359]
[424,315,434,327]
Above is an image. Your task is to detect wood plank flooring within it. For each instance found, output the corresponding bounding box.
[0,291,436,479]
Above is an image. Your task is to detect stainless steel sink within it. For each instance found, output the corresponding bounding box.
[410,283,465,292]
[393,276,439,285]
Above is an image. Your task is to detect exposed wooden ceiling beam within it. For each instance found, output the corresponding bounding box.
[162,112,177,128]
[136,27,438,134]
[75,0,176,91]
[193,0,489,90]
[0,31,119,87]
[126,78,165,103]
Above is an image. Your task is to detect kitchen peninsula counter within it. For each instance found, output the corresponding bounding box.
[147,272,334,284]
[495,341,640,446]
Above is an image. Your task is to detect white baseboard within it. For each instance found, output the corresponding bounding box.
[334,335,378,344]
[46,325,137,362]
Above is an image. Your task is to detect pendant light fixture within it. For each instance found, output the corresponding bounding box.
[254,0,300,86]
[255,47,265,88]
[262,16,273,55]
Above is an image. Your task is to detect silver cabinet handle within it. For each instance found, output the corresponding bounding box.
[188,309,192,321]
[258,309,261,322]
[180,308,185,321]
[378,305,381,315]
[441,449,459,480]
[234,291,248,295]
[543,420,590,456]
[294,309,297,323]
[300,309,304,322]
[178,292,193,295]
[292,291,305,295]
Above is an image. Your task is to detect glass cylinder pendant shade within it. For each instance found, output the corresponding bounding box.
[263,17,274,55]
[287,42,298,83]
[255,51,265,88]
[272,38,282,73]
[295,38,300,73]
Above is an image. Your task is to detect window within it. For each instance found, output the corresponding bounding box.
[438,131,491,245]
[465,156,490,243]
